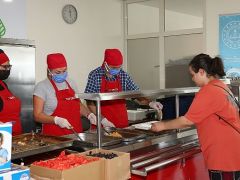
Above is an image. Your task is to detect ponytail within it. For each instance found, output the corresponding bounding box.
[210,57,225,77]
[189,53,226,78]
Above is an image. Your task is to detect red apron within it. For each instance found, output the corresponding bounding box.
[0,80,22,136]
[42,79,82,136]
[100,75,128,128]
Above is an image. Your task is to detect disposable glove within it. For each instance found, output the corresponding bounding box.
[101,118,115,128]
[149,101,163,112]
[54,116,71,129]
[87,113,97,125]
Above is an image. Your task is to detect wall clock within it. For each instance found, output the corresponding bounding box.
[62,4,78,24]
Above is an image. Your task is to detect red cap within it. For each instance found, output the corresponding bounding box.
[104,49,123,66]
[47,53,67,70]
[0,51,9,65]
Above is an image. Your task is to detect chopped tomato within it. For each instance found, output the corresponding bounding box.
[32,151,99,170]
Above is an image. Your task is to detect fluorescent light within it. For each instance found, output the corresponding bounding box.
[3,0,13,2]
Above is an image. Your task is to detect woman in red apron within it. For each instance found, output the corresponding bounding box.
[33,53,95,136]
[0,49,22,136]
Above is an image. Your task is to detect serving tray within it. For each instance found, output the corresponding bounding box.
[65,132,122,147]
[104,127,147,142]
[12,133,74,160]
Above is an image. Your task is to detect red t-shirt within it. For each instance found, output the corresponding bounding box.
[185,79,240,171]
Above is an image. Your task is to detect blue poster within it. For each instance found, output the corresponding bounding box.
[219,14,240,77]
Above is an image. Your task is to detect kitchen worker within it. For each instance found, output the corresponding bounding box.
[0,49,22,136]
[151,53,240,180]
[84,48,163,128]
[33,53,96,136]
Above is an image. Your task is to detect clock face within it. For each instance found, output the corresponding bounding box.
[62,4,78,24]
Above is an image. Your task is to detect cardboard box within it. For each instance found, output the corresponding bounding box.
[30,155,105,180]
[0,123,12,172]
[0,164,30,180]
[84,149,130,180]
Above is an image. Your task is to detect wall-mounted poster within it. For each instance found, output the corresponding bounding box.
[219,14,240,77]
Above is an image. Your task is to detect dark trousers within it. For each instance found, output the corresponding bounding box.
[209,170,240,180]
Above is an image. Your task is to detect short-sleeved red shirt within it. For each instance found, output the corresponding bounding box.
[185,79,240,171]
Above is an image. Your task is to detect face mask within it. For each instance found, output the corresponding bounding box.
[109,69,120,76]
[0,70,10,80]
[104,62,121,76]
[52,71,68,83]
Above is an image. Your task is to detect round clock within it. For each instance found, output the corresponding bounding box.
[62,4,78,24]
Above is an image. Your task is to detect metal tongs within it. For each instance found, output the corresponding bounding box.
[69,126,83,141]
[103,126,118,135]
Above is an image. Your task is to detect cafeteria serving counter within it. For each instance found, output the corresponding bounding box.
[12,87,209,179]
[74,87,208,178]
[76,87,199,149]
[65,126,203,178]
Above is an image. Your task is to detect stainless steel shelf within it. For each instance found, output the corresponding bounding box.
[76,87,199,101]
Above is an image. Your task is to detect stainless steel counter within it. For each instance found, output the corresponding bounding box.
[68,126,199,177]
[12,87,200,175]
[113,127,199,177]
[76,87,199,148]
[70,126,197,153]
[11,126,199,176]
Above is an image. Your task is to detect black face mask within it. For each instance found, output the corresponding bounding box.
[0,70,10,80]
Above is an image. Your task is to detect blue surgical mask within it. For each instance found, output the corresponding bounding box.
[52,71,68,83]
[104,62,121,76]
[109,69,120,76]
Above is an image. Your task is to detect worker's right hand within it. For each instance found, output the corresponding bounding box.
[101,118,115,128]
[54,116,71,129]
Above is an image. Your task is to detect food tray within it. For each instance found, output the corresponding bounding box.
[65,132,122,147]
[104,127,147,142]
[127,109,156,121]
[131,121,158,130]
[12,133,74,160]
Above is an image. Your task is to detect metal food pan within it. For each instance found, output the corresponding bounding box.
[65,132,122,147]
[104,127,147,142]
[12,133,74,160]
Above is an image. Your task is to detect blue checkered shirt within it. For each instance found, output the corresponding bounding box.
[84,67,140,93]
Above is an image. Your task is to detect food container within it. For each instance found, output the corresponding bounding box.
[12,133,73,160]
[127,109,151,121]
[104,127,147,142]
[83,149,130,180]
[30,152,105,180]
[64,132,122,147]
[131,121,158,130]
